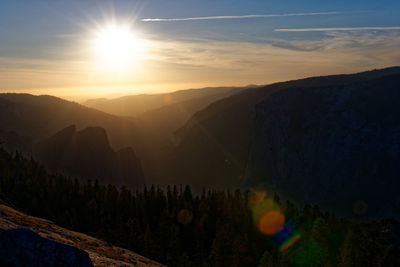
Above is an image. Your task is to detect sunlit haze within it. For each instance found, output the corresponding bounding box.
[91,23,145,73]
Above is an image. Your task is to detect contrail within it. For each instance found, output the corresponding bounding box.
[141,11,341,22]
[275,27,400,32]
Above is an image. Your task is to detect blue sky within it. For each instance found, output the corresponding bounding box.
[1,0,400,99]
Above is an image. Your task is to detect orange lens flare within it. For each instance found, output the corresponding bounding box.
[249,190,302,252]
[177,209,193,225]
[257,210,285,235]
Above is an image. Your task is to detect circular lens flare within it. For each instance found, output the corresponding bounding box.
[258,210,285,235]
[177,209,193,225]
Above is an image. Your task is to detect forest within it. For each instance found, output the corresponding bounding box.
[0,147,399,266]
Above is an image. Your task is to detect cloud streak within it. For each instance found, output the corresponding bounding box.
[275,27,400,32]
[141,11,341,22]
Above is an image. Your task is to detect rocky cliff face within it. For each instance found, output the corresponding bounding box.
[245,74,400,219]
[161,67,400,190]
[34,125,144,189]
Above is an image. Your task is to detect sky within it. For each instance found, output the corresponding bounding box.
[1,0,400,100]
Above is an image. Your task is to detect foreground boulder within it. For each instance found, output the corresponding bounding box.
[0,228,93,267]
[0,205,165,267]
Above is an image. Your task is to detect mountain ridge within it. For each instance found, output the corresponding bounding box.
[151,67,400,220]
[84,86,249,117]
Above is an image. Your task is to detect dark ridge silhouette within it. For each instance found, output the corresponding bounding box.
[34,125,144,188]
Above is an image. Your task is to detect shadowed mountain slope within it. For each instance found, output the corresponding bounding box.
[138,87,249,144]
[245,74,400,219]
[155,67,400,218]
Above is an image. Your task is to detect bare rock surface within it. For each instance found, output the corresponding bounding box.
[0,227,93,267]
[0,205,165,267]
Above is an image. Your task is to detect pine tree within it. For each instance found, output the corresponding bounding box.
[143,224,159,260]
[338,229,354,266]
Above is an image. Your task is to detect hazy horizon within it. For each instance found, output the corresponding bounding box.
[3,66,400,103]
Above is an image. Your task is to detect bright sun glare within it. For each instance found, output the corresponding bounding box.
[92,23,145,73]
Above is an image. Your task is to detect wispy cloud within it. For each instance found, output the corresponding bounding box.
[275,27,400,32]
[145,30,400,79]
[141,11,341,22]
[4,23,400,94]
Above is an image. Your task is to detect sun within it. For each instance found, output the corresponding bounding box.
[92,23,145,73]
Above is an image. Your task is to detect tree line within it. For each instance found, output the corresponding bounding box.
[0,148,399,266]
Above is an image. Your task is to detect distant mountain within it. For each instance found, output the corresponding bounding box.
[0,94,157,186]
[84,86,248,117]
[34,125,144,188]
[157,67,400,219]
[83,86,250,177]
[138,87,249,146]
[0,90,250,183]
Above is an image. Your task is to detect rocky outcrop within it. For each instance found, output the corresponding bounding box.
[0,205,165,267]
[34,125,144,189]
[245,74,400,219]
[0,228,93,267]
